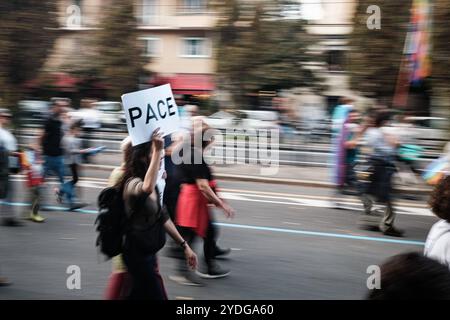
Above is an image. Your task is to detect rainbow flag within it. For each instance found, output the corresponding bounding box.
[422,156,449,185]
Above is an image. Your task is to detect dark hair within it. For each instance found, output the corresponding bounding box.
[70,120,83,131]
[115,142,152,190]
[429,175,450,222]
[374,110,392,127]
[367,252,450,300]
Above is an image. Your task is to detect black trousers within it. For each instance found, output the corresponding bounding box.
[178,220,218,272]
[122,245,168,300]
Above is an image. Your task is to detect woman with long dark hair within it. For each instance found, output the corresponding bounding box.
[115,129,197,300]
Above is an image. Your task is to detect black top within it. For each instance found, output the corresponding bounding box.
[42,116,64,156]
[178,147,212,184]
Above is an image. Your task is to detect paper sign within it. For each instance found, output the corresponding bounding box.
[121,84,180,146]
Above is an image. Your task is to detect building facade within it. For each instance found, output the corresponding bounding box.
[46,0,217,96]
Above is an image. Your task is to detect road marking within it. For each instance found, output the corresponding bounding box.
[0,200,425,246]
[175,296,195,300]
[283,222,302,226]
[220,187,429,209]
[215,222,425,246]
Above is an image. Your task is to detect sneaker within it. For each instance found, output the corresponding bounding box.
[0,277,11,287]
[214,247,231,258]
[169,274,204,287]
[69,203,87,211]
[383,226,405,237]
[30,213,45,223]
[196,264,230,279]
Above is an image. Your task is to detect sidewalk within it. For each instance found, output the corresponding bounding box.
[83,153,431,193]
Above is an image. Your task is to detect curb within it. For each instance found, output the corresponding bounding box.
[81,164,431,195]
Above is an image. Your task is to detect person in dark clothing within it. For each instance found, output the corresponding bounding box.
[176,121,235,279]
[40,100,67,203]
[361,110,404,237]
[115,129,197,300]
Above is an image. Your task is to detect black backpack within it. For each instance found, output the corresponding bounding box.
[95,186,127,259]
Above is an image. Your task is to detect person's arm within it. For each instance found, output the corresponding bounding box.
[196,178,234,218]
[142,129,163,194]
[164,218,197,270]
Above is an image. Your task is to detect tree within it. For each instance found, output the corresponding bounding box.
[214,0,321,108]
[0,1,58,112]
[95,0,147,100]
[347,0,411,102]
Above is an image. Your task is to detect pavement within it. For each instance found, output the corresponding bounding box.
[81,153,431,193]
[0,173,437,300]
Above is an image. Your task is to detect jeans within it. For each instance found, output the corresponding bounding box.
[43,156,65,185]
[60,164,79,206]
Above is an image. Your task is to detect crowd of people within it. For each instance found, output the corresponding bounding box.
[1,96,450,299]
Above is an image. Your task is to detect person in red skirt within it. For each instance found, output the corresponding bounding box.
[176,121,235,279]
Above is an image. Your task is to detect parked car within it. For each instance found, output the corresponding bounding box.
[17,100,51,128]
[237,110,280,131]
[93,101,126,130]
[203,111,237,130]
[68,101,126,131]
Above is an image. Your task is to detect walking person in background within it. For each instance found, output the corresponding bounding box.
[360,110,404,237]
[330,97,354,202]
[20,147,45,222]
[0,109,21,227]
[176,120,234,280]
[79,99,100,163]
[424,175,450,270]
[57,121,91,210]
[115,129,197,300]
[40,100,67,208]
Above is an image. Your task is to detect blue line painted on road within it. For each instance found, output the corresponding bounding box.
[1,200,425,246]
[215,222,425,246]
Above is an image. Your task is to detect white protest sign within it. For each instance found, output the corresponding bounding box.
[121,84,180,146]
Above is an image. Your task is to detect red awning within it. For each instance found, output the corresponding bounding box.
[53,72,79,88]
[150,74,215,95]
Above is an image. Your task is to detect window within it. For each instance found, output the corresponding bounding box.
[327,50,345,72]
[140,0,157,25]
[140,37,161,57]
[180,38,210,57]
[180,0,206,13]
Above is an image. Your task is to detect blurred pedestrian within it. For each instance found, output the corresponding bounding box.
[361,110,404,237]
[367,252,450,300]
[0,108,21,226]
[40,100,67,207]
[424,175,450,270]
[163,133,184,258]
[57,120,91,210]
[330,98,354,191]
[20,147,45,222]
[79,99,100,163]
[114,129,197,300]
[176,121,234,279]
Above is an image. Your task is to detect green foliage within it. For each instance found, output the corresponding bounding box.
[347,0,411,101]
[96,0,147,100]
[0,1,58,110]
[214,0,321,108]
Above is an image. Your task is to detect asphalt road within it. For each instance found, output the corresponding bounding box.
[0,171,437,300]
